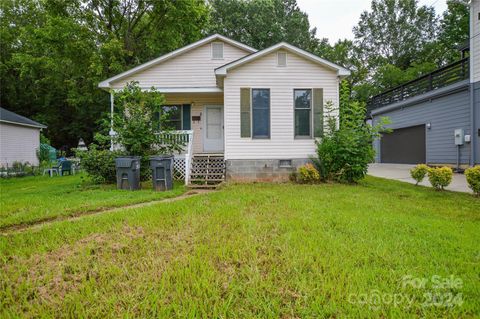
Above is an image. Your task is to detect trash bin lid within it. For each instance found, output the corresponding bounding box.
[150,154,174,160]
[116,156,140,168]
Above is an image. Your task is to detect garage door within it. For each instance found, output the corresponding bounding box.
[381,125,426,164]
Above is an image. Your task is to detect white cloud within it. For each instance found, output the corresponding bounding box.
[296,0,448,44]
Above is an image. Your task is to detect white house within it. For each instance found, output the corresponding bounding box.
[0,107,47,167]
[99,34,350,185]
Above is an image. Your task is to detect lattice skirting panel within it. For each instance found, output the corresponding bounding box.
[173,158,186,181]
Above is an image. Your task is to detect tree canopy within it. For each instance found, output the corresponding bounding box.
[0,0,471,149]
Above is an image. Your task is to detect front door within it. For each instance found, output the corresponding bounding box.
[203,105,224,152]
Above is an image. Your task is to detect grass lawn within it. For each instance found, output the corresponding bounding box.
[0,176,479,317]
[0,174,186,229]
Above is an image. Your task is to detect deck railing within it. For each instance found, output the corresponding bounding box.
[367,57,469,114]
[157,130,194,185]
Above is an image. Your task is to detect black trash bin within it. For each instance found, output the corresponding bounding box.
[150,155,174,191]
[115,156,141,190]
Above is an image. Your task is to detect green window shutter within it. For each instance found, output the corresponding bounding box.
[313,88,324,137]
[182,104,191,130]
[240,88,251,137]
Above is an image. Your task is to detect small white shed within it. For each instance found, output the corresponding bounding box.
[0,107,47,167]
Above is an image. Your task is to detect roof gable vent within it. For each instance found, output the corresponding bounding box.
[212,42,224,59]
[277,51,287,67]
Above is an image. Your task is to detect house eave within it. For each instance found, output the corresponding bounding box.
[0,120,47,129]
[109,87,223,93]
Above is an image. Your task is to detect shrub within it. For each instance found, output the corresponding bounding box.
[465,165,480,196]
[410,164,429,185]
[427,166,453,190]
[312,81,391,183]
[297,163,320,183]
[77,145,124,184]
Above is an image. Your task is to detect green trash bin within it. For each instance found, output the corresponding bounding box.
[150,155,174,191]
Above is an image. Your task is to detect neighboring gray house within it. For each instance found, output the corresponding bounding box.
[0,107,47,167]
[369,0,480,168]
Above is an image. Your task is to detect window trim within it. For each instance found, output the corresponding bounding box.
[251,88,271,139]
[277,51,287,67]
[293,88,313,139]
[211,42,224,60]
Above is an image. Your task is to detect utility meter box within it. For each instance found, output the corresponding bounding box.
[454,128,464,145]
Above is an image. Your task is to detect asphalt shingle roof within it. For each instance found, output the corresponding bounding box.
[0,107,46,129]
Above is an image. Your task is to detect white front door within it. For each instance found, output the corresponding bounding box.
[203,105,224,152]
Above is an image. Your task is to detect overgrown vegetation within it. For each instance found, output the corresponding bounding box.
[312,81,390,183]
[80,82,185,182]
[1,177,479,317]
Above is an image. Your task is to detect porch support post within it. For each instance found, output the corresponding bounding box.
[109,91,115,151]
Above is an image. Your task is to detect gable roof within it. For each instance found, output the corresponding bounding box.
[0,107,47,129]
[98,34,257,89]
[215,42,351,77]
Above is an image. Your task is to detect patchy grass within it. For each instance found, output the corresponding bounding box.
[0,174,186,229]
[0,177,479,317]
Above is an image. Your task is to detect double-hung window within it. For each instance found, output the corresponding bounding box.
[252,89,270,138]
[294,89,312,138]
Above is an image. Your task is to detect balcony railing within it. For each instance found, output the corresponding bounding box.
[367,57,469,114]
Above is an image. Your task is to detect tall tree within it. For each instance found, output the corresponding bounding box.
[436,0,470,63]
[0,0,209,149]
[208,0,319,51]
[353,0,437,70]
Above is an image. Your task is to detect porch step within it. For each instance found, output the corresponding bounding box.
[188,154,225,189]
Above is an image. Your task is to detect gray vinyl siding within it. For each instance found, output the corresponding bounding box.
[372,88,471,164]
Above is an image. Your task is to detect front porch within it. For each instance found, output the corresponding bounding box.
[160,130,225,188]
[109,91,226,186]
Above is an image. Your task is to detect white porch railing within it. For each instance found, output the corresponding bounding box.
[157,130,194,185]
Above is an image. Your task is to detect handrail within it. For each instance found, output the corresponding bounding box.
[156,130,193,185]
[367,57,470,114]
[184,130,193,185]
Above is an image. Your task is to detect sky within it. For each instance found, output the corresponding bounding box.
[296,0,448,44]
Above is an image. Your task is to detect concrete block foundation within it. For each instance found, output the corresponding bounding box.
[226,159,310,182]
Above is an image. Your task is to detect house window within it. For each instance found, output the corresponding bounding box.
[212,42,224,59]
[158,105,182,130]
[252,89,270,138]
[294,89,312,138]
[277,52,287,67]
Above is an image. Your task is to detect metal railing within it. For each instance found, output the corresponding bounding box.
[367,57,470,114]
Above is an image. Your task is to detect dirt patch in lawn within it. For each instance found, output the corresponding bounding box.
[0,190,212,235]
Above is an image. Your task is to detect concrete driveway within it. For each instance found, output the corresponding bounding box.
[368,163,471,193]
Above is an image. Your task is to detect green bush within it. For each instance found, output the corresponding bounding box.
[77,145,124,184]
[297,163,320,183]
[313,81,390,183]
[410,164,429,185]
[427,166,453,190]
[465,165,480,196]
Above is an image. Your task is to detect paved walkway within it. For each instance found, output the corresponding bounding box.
[368,163,471,193]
